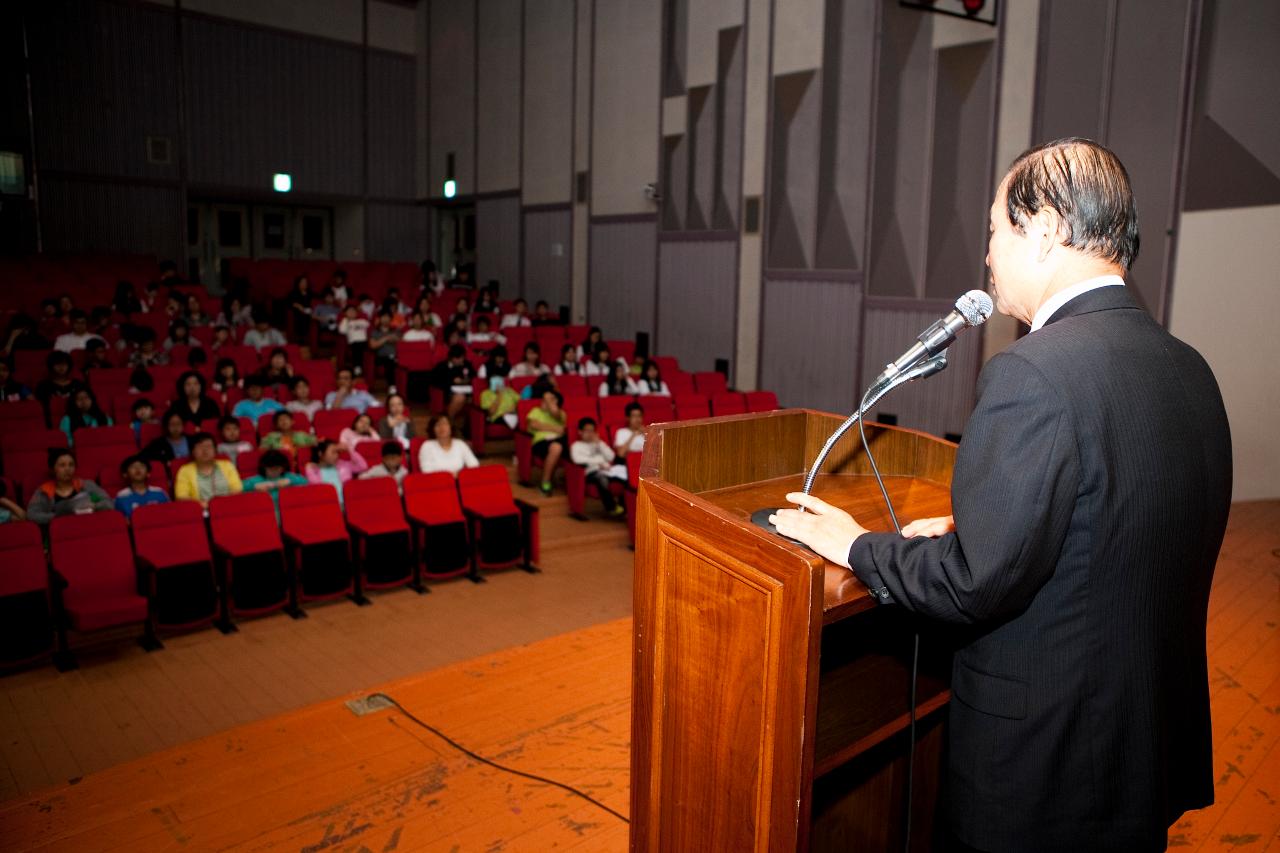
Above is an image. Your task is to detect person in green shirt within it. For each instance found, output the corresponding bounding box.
[259,410,318,455]
[241,449,307,513]
[526,388,567,496]
[479,376,520,429]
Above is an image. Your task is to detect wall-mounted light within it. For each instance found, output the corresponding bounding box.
[273,173,292,193]
[443,179,457,199]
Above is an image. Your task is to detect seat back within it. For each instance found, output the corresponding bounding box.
[97,459,168,494]
[343,477,405,527]
[745,390,780,412]
[395,341,436,371]
[674,393,710,420]
[209,491,283,553]
[279,483,346,538]
[599,396,634,425]
[606,339,636,364]
[563,398,600,443]
[2,428,67,489]
[665,371,696,396]
[49,511,136,596]
[132,501,212,568]
[0,400,46,430]
[693,371,728,396]
[312,410,350,441]
[457,464,517,513]
[72,424,134,450]
[0,521,47,597]
[711,392,748,417]
[557,375,588,398]
[353,440,384,469]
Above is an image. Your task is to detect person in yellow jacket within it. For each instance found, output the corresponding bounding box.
[174,432,243,509]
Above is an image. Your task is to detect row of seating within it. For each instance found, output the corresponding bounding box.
[0,465,539,671]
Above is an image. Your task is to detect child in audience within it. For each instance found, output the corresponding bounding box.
[510,342,550,378]
[127,329,169,368]
[339,412,379,455]
[530,300,556,326]
[143,411,191,463]
[130,398,157,444]
[82,338,114,372]
[377,393,415,447]
[527,389,567,496]
[327,269,350,307]
[242,313,287,351]
[428,345,475,431]
[414,296,443,330]
[500,298,531,329]
[401,311,436,345]
[216,416,254,463]
[26,449,111,524]
[304,439,368,504]
[613,402,646,462]
[312,289,341,331]
[577,327,604,360]
[418,415,479,476]
[471,285,500,317]
[217,295,253,328]
[34,350,86,410]
[357,293,378,320]
[243,449,306,504]
[478,346,511,379]
[286,377,324,420]
[583,345,616,377]
[185,294,212,327]
[338,304,371,373]
[163,318,200,352]
[60,387,111,444]
[599,361,638,398]
[324,367,377,413]
[232,376,283,422]
[209,324,234,352]
[362,441,409,491]
[212,358,241,395]
[553,344,580,376]
[260,410,317,454]
[479,374,520,429]
[369,312,400,385]
[447,296,470,330]
[636,360,672,396]
[0,357,32,401]
[466,315,504,346]
[569,417,625,517]
[113,455,169,518]
[286,275,313,339]
[174,433,243,508]
[260,347,294,390]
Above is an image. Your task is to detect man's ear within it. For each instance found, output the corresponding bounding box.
[1033,207,1062,262]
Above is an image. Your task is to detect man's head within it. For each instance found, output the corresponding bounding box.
[380,441,403,472]
[190,433,216,463]
[577,417,598,442]
[244,376,265,400]
[69,309,88,335]
[625,402,644,430]
[988,138,1138,324]
[335,368,354,390]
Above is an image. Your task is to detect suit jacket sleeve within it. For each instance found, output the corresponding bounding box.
[847,352,1080,624]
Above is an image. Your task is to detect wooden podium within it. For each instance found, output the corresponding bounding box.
[630,409,957,852]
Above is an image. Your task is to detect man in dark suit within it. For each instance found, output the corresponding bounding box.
[771,138,1232,852]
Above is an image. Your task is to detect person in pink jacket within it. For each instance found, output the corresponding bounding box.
[304,439,369,505]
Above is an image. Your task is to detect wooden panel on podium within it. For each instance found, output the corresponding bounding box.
[630,409,957,852]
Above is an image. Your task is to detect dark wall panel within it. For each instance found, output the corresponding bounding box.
[366,203,428,262]
[367,52,417,199]
[1033,0,1110,142]
[760,279,861,413]
[588,219,657,341]
[523,208,572,309]
[28,0,180,181]
[477,0,523,193]
[521,0,575,204]
[476,195,521,293]
[40,177,183,262]
[429,0,477,197]
[184,16,363,195]
[656,240,737,375]
[767,70,820,269]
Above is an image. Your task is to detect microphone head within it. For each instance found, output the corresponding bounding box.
[955,290,995,326]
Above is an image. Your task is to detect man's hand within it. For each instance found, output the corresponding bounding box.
[769,492,870,569]
[901,515,954,538]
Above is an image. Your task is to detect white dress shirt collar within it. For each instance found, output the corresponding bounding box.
[1029,275,1126,332]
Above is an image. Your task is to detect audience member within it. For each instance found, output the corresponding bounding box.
[401,311,436,344]
[2,314,52,356]
[478,345,511,379]
[82,338,114,373]
[53,309,105,353]
[471,286,499,317]
[599,361,638,397]
[242,449,307,510]
[377,394,415,447]
[324,367,377,413]
[369,312,400,385]
[212,358,241,395]
[510,342,550,378]
[216,416,254,463]
[582,345,616,377]
[305,439,368,502]
[126,328,169,368]
[0,357,32,401]
[327,269,350,306]
[286,275,314,340]
[527,389,567,495]
[26,449,112,524]
[338,304,370,372]
[185,294,212,327]
[418,415,479,476]
[577,327,604,360]
[34,351,86,409]
[362,441,409,491]
[500,297,531,329]
[553,344,580,376]
[312,289,341,330]
[232,376,283,422]
[466,315,504,346]
[530,300,556,326]
[636,359,672,396]
[111,281,143,316]
[428,345,475,430]
[570,417,626,517]
[260,410,317,454]
[130,398,157,444]
[171,371,223,425]
[163,318,200,352]
[479,374,519,430]
[142,411,191,463]
[242,313,287,351]
[613,402,646,461]
[260,347,294,390]
[286,377,324,420]
[447,296,470,330]
[339,412,379,455]
[209,325,235,352]
[174,433,243,508]
[217,294,254,328]
[356,292,378,320]
[113,455,169,518]
[60,387,111,444]
[414,296,443,330]
[0,478,26,523]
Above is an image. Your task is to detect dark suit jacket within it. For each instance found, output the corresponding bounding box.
[848,285,1232,852]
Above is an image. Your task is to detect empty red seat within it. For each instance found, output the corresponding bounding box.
[312,410,351,441]
[73,425,138,481]
[403,473,473,580]
[637,395,674,424]
[0,521,55,667]
[599,395,635,426]
[623,453,642,548]
[131,502,219,630]
[557,375,588,397]
[344,477,417,595]
[693,371,728,396]
[665,371,696,396]
[2,428,67,500]
[711,392,748,417]
[49,511,157,669]
[209,492,291,618]
[352,439,384,469]
[278,484,354,605]
[674,393,710,420]
[0,399,46,432]
[391,342,437,402]
[745,390,780,412]
[457,464,539,574]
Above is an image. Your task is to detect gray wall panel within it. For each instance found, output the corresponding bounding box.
[760,279,861,413]
[28,1,180,181]
[477,0,523,193]
[40,177,184,262]
[860,303,982,438]
[1033,0,1109,142]
[429,0,477,197]
[366,203,428,262]
[367,52,417,198]
[523,208,572,309]
[588,220,658,340]
[522,0,575,204]
[184,15,363,195]
[656,240,737,375]
[476,195,521,292]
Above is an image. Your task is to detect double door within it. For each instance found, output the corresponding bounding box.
[188,202,331,290]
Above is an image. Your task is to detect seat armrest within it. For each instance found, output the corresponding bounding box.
[513,497,539,515]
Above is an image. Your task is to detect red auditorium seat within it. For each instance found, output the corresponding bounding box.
[278,484,354,607]
[533,326,565,353]
[352,440,384,469]
[564,449,626,521]
[131,502,220,631]
[639,395,674,424]
[598,395,635,426]
[344,478,418,596]
[693,371,728,396]
[457,465,539,576]
[2,428,67,501]
[49,511,158,670]
[0,521,55,668]
[674,393,710,420]
[624,453,642,548]
[0,399,46,432]
[653,356,680,375]
[403,473,473,581]
[512,398,541,485]
[209,492,291,619]
[711,392,748,417]
[665,371,696,396]
[745,390,780,412]
[606,339,635,364]
[312,410,354,441]
[73,425,138,481]
[557,375,588,398]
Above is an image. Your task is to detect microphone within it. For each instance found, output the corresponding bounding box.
[872,290,993,387]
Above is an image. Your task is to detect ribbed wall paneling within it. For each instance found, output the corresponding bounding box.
[859,303,983,438]
[523,208,572,310]
[588,219,657,341]
[428,0,477,197]
[477,0,523,193]
[367,51,417,199]
[183,15,363,195]
[656,239,738,375]
[759,278,862,414]
[521,0,575,205]
[40,177,183,262]
[476,195,521,293]
[366,203,428,262]
[28,0,180,181]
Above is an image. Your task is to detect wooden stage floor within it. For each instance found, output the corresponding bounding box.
[1,501,1277,852]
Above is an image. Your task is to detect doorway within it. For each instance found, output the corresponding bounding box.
[435,203,475,280]
[188,201,333,291]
